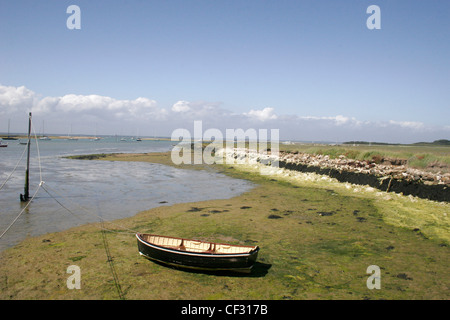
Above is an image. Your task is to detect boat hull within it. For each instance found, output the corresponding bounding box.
[136,233,259,273]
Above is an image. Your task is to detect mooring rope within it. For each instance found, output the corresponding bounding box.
[0,143,28,192]
[40,183,80,218]
[42,171,131,300]
[0,118,42,192]
[0,182,43,240]
[41,182,139,234]
[1,122,138,239]
[0,120,44,238]
[1,124,145,301]
[94,189,125,300]
[30,118,43,182]
[1,181,130,299]
[100,219,125,300]
[1,122,138,300]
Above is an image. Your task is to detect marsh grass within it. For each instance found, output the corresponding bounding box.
[0,152,448,300]
[280,144,450,172]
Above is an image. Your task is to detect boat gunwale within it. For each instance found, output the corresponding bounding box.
[136,233,259,258]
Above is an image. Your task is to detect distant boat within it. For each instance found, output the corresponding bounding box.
[3,119,18,140]
[136,129,142,141]
[136,233,260,273]
[91,125,101,141]
[0,140,7,147]
[39,121,51,140]
[66,124,78,140]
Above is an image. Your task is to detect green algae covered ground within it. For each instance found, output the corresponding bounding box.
[0,152,448,300]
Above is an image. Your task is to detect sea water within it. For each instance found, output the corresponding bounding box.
[0,138,253,251]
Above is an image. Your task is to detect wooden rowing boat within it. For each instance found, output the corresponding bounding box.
[136,233,259,273]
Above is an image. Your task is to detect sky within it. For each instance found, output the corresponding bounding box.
[0,0,449,143]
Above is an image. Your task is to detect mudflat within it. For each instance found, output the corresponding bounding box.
[0,152,448,300]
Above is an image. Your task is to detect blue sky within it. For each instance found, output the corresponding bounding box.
[0,0,449,143]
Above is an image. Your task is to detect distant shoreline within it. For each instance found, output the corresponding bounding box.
[2,134,449,146]
[0,135,172,141]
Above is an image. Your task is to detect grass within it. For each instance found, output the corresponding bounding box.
[279,143,450,172]
[0,152,449,300]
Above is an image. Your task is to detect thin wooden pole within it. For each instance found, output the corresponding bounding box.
[20,112,32,202]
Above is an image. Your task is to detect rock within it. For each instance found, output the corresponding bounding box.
[220,148,450,201]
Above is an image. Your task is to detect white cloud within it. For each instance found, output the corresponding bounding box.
[41,94,159,116]
[0,84,37,115]
[244,107,277,121]
[172,100,191,112]
[333,115,349,126]
[0,84,447,143]
[297,115,361,126]
[171,100,228,121]
[32,92,166,122]
[389,120,424,130]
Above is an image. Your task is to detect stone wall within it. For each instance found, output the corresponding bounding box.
[278,159,449,202]
[217,148,449,202]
